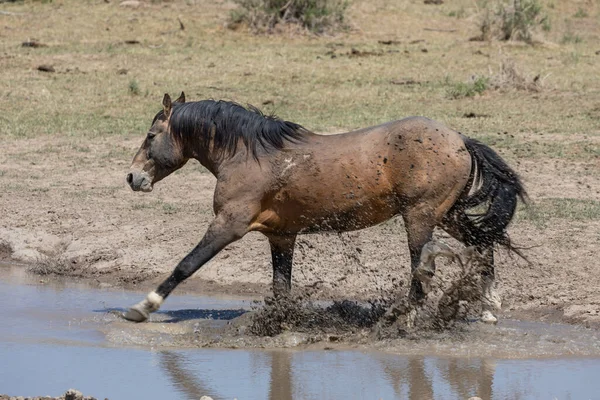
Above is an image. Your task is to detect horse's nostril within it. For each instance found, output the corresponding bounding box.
[126,173,133,185]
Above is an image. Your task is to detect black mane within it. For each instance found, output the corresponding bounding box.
[168,100,309,159]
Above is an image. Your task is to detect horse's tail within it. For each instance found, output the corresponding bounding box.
[449,136,527,256]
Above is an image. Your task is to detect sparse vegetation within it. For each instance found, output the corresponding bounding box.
[573,8,588,18]
[517,198,600,228]
[489,59,542,92]
[561,32,582,44]
[29,251,77,276]
[448,7,467,18]
[446,76,489,99]
[128,79,141,96]
[478,0,549,43]
[229,0,349,34]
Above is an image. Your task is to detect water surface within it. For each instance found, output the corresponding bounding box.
[1,265,599,400]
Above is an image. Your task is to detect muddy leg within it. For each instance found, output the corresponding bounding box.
[124,214,246,322]
[268,234,296,298]
[479,246,501,324]
[404,210,436,303]
[441,216,502,324]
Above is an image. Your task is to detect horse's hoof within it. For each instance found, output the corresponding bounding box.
[480,310,498,324]
[123,306,149,322]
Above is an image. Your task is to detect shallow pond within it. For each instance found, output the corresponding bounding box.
[1,264,599,400]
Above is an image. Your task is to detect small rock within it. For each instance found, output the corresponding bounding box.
[200,397,214,400]
[37,65,55,73]
[119,0,141,7]
[22,40,47,48]
[468,397,483,400]
[65,389,84,400]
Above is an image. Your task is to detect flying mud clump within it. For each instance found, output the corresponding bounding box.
[249,242,488,339]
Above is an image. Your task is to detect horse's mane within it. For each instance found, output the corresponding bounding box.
[166,100,309,159]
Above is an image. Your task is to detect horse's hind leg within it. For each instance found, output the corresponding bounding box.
[403,207,437,302]
[267,234,297,297]
[478,246,501,324]
[441,217,501,324]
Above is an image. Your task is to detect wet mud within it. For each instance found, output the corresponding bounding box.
[246,243,488,342]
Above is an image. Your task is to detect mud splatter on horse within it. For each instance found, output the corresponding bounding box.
[124,93,525,324]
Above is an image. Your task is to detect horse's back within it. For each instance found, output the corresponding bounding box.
[248,117,472,234]
[341,116,472,202]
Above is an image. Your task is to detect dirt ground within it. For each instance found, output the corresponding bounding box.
[1,133,598,327]
[0,0,599,328]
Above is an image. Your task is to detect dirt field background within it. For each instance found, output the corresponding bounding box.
[0,0,598,326]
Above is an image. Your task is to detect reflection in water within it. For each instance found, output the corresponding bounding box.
[160,349,501,400]
[268,351,293,400]
[442,358,495,399]
[1,266,599,400]
[408,357,434,400]
[160,352,216,400]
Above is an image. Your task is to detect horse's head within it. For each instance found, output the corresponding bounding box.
[127,92,187,192]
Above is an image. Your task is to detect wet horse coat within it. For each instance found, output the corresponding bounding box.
[125,93,525,323]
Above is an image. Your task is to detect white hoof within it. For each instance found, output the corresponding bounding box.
[122,291,163,322]
[480,310,498,324]
[123,305,149,322]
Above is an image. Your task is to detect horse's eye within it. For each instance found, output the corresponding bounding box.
[147,131,156,139]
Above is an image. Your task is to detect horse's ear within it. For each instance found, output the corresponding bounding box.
[162,93,172,118]
[175,91,185,104]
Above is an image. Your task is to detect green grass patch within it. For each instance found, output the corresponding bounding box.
[446,76,489,99]
[561,32,582,44]
[516,198,600,228]
[573,8,588,18]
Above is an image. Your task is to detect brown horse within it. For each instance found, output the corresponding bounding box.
[124,93,526,324]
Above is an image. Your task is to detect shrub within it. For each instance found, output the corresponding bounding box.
[446,76,489,99]
[489,59,542,92]
[477,0,549,43]
[128,79,140,96]
[230,0,349,34]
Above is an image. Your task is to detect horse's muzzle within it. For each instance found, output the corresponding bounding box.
[127,171,153,192]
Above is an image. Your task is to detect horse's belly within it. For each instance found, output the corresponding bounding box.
[274,194,401,234]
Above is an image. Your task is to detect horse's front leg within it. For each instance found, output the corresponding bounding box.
[267,234,297,297]
[124,213,247,322]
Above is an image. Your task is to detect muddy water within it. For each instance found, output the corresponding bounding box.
[2,265,600,400]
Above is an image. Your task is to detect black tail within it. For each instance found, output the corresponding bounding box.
[450,137,527,255]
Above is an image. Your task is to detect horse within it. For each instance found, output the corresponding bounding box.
[124,92,526,324]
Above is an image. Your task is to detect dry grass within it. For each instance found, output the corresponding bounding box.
[477,0,550,43]
[489,58,543,92]
[0,0,597,161]
[29,251,78,276]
